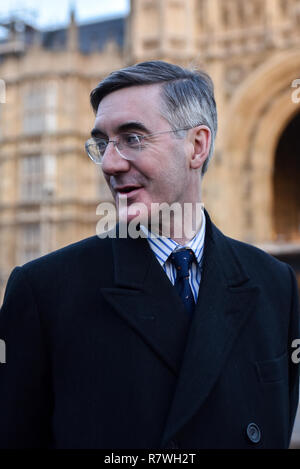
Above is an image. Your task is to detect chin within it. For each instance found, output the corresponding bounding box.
[117,200,150,226]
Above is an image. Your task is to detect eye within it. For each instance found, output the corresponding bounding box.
[122,133,142,147]
[96,139,108,152]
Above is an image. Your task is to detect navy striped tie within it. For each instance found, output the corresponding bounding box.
[171,248,195,316]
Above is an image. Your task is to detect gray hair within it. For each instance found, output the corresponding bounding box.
[90,60,217,175]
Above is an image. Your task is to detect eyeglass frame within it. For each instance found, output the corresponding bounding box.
[84,126,203,165]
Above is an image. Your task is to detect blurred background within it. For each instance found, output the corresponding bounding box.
[0,0,299,446]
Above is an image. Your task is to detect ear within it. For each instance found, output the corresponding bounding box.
[189,125,211,170]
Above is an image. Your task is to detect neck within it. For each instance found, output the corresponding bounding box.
[170,201,204,245]
[147,200,204,245]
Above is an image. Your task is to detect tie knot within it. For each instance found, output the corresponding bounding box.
[171,248,194,279]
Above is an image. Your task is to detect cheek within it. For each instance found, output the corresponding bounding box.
[138,141,187,191]
[147,168,182,203]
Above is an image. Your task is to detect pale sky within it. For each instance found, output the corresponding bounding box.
[0,0,129,30]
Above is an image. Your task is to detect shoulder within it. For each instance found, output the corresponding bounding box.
[6,235,115,297]
[223,234,294,289]
[224,235,286,269]
[22,235,112,273]
[226,234,284,268]
[205,210,290,280]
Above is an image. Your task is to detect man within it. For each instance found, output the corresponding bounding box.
[0,61,299,449]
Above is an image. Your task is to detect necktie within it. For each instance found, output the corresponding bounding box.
[171,248,195,316]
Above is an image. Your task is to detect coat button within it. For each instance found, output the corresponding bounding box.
[246,423,261,444]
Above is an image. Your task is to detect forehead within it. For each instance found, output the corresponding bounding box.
[94,84,166,132]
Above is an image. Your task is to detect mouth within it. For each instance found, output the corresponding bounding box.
[114,185,143,198]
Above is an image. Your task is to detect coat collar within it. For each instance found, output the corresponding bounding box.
[110,209,250,289]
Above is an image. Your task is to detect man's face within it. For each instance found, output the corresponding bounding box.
[92,84,193,224]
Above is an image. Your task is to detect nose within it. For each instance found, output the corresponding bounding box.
[101,141,130,176]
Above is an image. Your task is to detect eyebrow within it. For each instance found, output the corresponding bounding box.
[91,121,150,138]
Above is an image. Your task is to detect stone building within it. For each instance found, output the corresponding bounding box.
[0,0,300,303]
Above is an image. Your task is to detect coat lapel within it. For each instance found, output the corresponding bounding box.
[161,211,260,446]
[100,227,191,375]
[100,214,260,446]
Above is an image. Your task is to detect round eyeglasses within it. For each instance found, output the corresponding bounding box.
[84,127,194,165]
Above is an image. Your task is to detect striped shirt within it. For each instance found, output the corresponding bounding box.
[141,209,206,303]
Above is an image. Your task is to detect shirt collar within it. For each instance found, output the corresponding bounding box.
[141,208,206,268]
